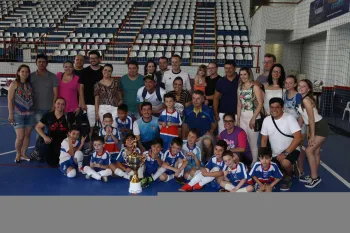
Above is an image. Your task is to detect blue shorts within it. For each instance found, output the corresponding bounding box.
[13,112,35,129]
[110,152,119,164]
[207,179,221,191]
[145,163,159,177]
[59,157,77,175]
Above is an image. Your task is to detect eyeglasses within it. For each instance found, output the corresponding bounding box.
[272,70,281,74]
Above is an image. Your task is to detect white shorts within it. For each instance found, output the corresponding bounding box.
[86,105,96,127]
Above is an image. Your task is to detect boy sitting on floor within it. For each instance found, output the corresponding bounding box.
[59,125,86,178]
[219,151,254,192]
[248,147,283,192]
[140,137,188,187]
[179,140,228,192]
[84,136,113,182]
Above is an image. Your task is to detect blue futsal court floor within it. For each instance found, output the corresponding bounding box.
[0,97,349,195]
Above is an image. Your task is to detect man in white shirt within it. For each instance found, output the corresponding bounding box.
[261,97,302,191]
[137,73,166,117]
[162,54,192,92]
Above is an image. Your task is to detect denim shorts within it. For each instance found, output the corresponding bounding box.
[13,112,35,129]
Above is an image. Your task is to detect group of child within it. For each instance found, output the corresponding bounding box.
[59,115,284,192]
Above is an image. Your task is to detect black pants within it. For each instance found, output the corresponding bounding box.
[40,138,62,168]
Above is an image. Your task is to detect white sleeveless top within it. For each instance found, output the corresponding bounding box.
[264,88,285,115]
[297,105,322,125]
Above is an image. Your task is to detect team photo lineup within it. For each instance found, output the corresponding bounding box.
[7,50,329,193]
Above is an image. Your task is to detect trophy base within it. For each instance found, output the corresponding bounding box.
[129,181,142,194]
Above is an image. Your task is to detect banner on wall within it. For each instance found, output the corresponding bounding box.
[309,0,350,28]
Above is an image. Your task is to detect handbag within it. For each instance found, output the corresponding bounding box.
[92,120,102,139]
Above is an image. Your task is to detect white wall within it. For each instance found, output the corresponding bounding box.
[247,0,350,86]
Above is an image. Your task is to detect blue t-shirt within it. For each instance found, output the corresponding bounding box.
[249,161,283,184]
[162,149,185,167]
[283,92,302,119]
[225,162,250,188]
[205,155,226,171]
[90,150,111,172]
[215,75,239,114]
[183,104,215,137]
[137,116,160,143]
[182,140,202,170]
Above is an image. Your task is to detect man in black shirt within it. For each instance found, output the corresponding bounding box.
[205,62,222,107]
[73,54,85,77]
[78,50,103,149]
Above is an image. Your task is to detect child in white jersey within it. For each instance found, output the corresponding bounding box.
[59,125,86,178]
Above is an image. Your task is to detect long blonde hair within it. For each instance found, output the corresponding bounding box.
[238,67,254,89]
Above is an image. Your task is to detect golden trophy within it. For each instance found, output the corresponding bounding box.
[126,139,144,194]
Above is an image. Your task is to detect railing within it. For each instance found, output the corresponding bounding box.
[0,40,261,69]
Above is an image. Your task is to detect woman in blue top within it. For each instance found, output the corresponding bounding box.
[283,75,304,177]
[8,64,35,163]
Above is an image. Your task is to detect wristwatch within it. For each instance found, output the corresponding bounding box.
[283,151,289,156]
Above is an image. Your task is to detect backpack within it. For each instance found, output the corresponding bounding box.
[142,86,162,102]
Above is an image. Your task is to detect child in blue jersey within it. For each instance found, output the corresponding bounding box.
[219,151,254,192]
[182,128,202,181]
[99,113,119,162]
[158,93,182,153]
[137,102,160,152]
[83,136,113,182]
[179,140,228,192]
[115,104,140,150]
[249,147,283,192]
[141,137,188,186]
[110,133,143,180]
[59,125,86,178]
[140,138,164,188]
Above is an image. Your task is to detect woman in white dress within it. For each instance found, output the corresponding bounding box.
[263,64,286,116]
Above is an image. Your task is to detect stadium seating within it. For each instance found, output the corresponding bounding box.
[0,0,254,67]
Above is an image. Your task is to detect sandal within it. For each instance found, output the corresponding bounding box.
[14,154,21,163]
[20,156,30,161]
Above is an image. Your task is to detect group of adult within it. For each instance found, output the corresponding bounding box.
[7,51,328,190]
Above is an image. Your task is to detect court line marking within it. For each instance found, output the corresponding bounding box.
[0,146,34,156]
[301,146,350,188]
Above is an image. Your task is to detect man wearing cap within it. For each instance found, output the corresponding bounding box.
[137,73,166,117]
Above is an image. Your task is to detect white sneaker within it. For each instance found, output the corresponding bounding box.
[85,174,91,179]
[102,176,108,182]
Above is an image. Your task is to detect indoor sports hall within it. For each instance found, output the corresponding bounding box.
[0,0,349,195]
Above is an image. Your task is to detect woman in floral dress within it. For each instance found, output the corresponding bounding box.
[236,67,264,165]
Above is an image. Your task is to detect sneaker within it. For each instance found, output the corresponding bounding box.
[85,174,91,179]
[299,174,311,183]
[102,176,108,182]
[280,176,292,191]
[305,177,322,188]
[140,176,153,188]
[179,184,193,192]
[175,176,186,185]
[193,183,204,191]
